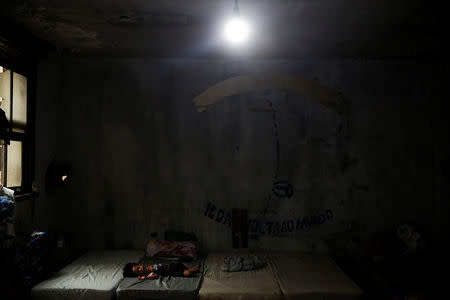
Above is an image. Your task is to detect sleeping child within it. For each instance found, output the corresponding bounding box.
[123,262,200,280]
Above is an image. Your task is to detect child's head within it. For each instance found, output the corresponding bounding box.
[123,263,143,277]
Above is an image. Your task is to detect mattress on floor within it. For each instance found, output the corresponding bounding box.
[271,253,364,300]
[31,250,144,300]
[199,253,283,300]
[116,255,205,300]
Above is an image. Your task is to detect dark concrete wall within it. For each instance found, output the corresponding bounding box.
[29,54,450,252]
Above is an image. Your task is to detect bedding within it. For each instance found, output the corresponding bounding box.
[116,255,205,300]
[222,254,265,272]
[31,250,144,300]
[271,253,364,300]
[199,253,283,300]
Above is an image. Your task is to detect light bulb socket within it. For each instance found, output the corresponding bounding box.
[233,0,240,17]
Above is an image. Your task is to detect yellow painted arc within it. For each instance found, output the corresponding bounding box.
[193,74,348,114]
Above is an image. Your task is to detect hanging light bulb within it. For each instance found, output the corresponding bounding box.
[224,0,249,45]
[224,18,249,45]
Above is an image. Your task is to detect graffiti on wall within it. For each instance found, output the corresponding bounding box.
[204,201,333,235]
[194,74,347,218]
[268,101,294,199]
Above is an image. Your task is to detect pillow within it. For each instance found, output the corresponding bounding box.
[146,239,197,258]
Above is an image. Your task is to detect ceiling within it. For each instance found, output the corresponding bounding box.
[1,0,447,58]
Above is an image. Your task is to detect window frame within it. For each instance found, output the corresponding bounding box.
[0,56,36,193]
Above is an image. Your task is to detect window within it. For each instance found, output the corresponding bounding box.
[0,65,28,188]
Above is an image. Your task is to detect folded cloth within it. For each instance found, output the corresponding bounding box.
[221,255,265,272]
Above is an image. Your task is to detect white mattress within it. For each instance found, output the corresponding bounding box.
[31,250,144,300]
[271,253,364,300]
[116,256,205,300]
[199,253,283,300]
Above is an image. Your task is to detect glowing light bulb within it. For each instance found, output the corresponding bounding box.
[224,17,249,45]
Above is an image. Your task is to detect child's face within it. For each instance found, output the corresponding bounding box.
[132,265,145,275]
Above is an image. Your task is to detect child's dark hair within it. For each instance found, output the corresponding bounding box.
[123,263,139,277]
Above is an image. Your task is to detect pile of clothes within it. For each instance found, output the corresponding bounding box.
[0,184,15,244]
[221,255,265,272]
